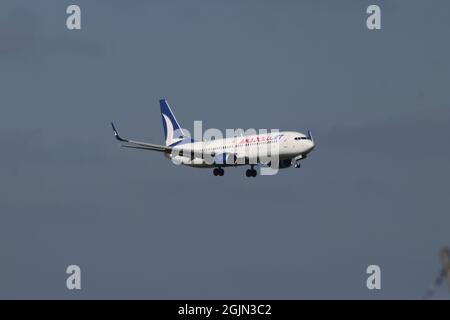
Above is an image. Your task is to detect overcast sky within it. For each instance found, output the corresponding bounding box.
[0,0,449,299]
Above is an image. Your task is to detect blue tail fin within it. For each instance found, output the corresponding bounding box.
[159,99,189,146]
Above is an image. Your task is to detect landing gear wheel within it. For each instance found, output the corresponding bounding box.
[246,169,257,177]
[213,168,219,176]
[294,160,301,168]
[218,168,224,176]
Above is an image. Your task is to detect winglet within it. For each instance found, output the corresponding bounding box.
[111,122,128,142]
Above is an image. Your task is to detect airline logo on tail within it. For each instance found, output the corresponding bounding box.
[160,99,189,146]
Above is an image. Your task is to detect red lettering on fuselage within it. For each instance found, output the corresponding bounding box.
[238,135,277,145]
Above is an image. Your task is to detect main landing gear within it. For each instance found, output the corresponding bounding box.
[213,167,224,176]
[245,165,257,178]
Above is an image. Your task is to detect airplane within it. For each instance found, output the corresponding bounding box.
[111,99,315,177]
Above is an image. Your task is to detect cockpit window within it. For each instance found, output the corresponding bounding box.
[294,137,309,140]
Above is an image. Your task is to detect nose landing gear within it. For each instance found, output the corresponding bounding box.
[294,160,302,168]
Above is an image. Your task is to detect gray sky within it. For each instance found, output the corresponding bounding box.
[0,0,449,299]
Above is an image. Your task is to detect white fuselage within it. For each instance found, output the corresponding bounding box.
[166,131,315,168]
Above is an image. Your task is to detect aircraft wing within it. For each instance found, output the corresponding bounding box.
[111,123,172,153]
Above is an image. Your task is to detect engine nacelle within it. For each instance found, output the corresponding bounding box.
[280,159,293,169]
[213,153,237,165]
[267,158,292,169]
